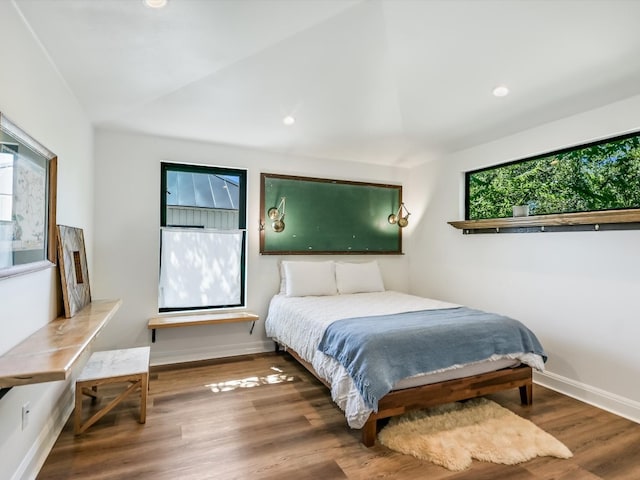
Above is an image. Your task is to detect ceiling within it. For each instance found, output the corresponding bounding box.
[13,0,640,167]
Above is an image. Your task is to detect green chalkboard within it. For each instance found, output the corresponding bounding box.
[260,173,402,254]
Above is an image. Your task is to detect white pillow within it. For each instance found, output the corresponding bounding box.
[283,261,337,297]
[279,261,287,293]
[335,261,385,294]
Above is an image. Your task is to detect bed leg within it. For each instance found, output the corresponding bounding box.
[519,383,533,405]
[362,419,377,447]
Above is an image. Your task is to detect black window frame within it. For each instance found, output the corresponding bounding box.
[160,162,247,312]
[465,130,640,220]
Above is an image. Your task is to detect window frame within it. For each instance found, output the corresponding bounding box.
[159,162,247,313]
[465,130,640,221]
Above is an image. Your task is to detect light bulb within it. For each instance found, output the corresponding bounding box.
[144,0,167,8]
[492,85,509,97]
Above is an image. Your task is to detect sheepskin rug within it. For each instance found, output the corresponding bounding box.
[377,398,572,471]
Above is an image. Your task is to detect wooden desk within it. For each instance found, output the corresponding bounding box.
[0,299,122,389]
[148,311,259,342]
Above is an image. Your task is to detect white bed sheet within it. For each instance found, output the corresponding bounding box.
[265,291,543,429]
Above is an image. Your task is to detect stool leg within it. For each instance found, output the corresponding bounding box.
[77,380,141,434]
[74,382,84,435]
[81,386,99,402]
[140,373,148,424]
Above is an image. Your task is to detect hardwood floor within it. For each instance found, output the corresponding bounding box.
[38,352,640,479]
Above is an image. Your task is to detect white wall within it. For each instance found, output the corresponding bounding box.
[92,129,410,365]
[406,94,640,422]
[6,3,639,475]
[0,3,95,480]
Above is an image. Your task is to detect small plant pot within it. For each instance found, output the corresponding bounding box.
[512,205,529,217]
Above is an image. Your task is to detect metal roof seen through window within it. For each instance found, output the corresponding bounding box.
[166,172,239,210]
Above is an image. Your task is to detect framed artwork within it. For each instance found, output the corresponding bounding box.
[57,225,91,318]
[0,112,57,279]
[260,173,403,254]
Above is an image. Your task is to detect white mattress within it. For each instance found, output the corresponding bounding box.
[265,291,542,429]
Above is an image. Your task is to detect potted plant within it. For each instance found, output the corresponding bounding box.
[512,204,529,217]
[509,192,531,217]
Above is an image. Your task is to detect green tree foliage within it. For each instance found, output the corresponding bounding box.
[468,135,640,219]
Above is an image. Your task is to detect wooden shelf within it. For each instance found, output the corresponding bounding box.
[148,311,259,342]
[0,299,122,388]
[449,208,640,234]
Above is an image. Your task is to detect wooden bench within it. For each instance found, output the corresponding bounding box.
[74,346,150,434]
[147,312,259,342]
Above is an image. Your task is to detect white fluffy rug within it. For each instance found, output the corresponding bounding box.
[378,398,572,471]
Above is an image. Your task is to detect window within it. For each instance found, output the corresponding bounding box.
[466,131,640,220]
[159,163,247,312]
[0,151,13,222]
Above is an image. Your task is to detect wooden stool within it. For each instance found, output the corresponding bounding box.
[74,346,150,434]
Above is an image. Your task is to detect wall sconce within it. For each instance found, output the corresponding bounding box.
[267,197,286,233]
[388,202,410,228]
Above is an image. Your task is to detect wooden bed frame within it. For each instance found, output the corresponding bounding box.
[283,346,533,447]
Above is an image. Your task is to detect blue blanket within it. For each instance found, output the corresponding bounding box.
[317,307,546,411]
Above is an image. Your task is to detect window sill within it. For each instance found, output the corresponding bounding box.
[448,208,640,234]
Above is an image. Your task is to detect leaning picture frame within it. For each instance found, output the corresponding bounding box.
[0,112,57,279]
[57,225,91,318]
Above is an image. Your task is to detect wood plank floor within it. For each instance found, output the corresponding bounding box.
[38,352,640,479]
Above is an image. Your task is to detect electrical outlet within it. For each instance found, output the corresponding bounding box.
[22,402,30,430]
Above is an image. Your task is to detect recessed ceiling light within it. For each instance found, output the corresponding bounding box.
[144,0,167,8]
[492,85,510,97]
[282,116,295,126]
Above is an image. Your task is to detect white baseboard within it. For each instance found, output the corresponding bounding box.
[12,385,75,480]
[149,340,275,366]
[534,370,640,424]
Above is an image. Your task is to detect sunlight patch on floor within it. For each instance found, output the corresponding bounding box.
[205,366,295,393]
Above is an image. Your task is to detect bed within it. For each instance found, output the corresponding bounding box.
[265,260,546,446]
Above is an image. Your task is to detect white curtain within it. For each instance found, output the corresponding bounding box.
[159,228,244,309]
